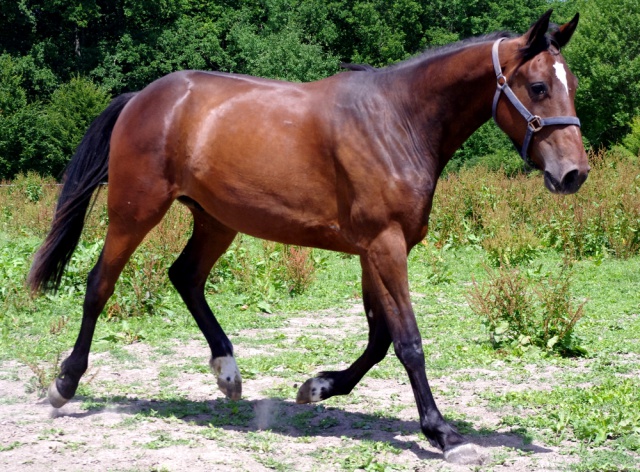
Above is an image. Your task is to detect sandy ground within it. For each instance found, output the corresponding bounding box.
[0,311,586,472]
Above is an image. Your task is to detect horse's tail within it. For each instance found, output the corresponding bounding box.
[28,92,137,294]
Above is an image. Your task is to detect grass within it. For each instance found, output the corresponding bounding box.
[5,247,637,469]
[1,154,639,470]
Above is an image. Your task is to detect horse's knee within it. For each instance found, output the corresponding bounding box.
[393,339,425,370]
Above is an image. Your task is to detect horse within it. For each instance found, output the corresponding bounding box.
[28,10,588,464]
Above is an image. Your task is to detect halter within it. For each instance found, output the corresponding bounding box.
[491,38,581,168]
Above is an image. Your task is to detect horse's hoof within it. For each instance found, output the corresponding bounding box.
[210,356,242,400]
[296,377,332,404]
[48,380,71,408]
[443,443,485,465]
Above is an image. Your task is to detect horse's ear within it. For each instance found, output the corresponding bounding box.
[522,9,553,58]
[552,13,579,49]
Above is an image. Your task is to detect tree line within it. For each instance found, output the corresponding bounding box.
[0,0,638,179]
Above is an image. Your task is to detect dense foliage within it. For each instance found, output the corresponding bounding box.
[0,0,639,178]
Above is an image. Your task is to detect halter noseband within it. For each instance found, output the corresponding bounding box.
[491,38,581,168]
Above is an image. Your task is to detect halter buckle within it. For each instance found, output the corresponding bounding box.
[528,116,543,133]
[496,74,507,89]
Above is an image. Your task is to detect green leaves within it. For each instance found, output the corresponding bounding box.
[468,262,587,356]
[560,0,640,146]
[495,378,640,446]
[0,76,109,179]
[227,21,339,82]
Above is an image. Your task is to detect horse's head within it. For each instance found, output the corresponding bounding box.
[492,10,589,194]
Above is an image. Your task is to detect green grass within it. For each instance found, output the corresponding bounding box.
[490,378,640,443]
[312,438,407,472]
[1,162,640,470]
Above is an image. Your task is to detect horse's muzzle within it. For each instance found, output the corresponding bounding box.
[544,166,589,195]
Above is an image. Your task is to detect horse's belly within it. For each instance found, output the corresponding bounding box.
[181,161,356,253]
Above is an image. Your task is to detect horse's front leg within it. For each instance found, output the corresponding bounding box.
[299,228,480,464]
[363,229,481,463]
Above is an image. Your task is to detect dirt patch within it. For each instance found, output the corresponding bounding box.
[0,314,585,472]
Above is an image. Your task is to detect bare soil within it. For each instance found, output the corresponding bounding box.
[0,310,584,472]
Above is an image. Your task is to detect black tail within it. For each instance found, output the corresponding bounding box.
[28,92,137,294]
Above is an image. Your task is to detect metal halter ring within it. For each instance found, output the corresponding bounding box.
[528,116,543,133]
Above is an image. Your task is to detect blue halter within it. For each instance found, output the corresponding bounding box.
[491,38,581,168]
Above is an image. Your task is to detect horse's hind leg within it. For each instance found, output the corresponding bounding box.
[168,204,241,399]
[297,261,392,402]
[49,190,173,408]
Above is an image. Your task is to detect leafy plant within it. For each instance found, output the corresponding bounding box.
[416,241,453,284]
[622,115,640,157]
[467,262,587,356]
[493,379,640,447]
[21,350,61,397]
[482,223,541,267]
[281,245,317,295]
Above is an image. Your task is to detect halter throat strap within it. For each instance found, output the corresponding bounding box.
[491,38,581,168]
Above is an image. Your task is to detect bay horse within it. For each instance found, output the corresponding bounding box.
[29,10,588,464]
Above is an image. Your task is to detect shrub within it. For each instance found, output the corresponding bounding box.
[281,245,316,295]
[622,115,640,158]
[482,223,541,267]
[467,263,587,356]
[432,149,640,259]
[0,173,59,237]
[0,77,110,179]
[447,121,523,175]
[212,238,319,312]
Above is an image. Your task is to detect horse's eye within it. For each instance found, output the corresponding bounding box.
[531,83,547,96]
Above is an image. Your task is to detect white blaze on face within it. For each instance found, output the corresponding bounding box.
[553,61,569,95]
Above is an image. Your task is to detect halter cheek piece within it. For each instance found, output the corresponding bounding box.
[491,38,581,168]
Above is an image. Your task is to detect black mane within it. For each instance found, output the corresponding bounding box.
[341,31,517,73]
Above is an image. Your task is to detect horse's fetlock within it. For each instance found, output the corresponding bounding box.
[61,358,87,377]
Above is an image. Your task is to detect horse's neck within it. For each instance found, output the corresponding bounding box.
[395,42,498,170]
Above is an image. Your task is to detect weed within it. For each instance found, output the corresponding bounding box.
[201,424,225,441]
[141,431,192,449]
[0,441,21,451]
[334,438,404,471]
[491,378,640,448]
[571,449,640,472]
[38,427,64,440]
[431,149,640,259]
[255,456,290,472]
[482,223,541,267]
[244,430,279,453]
[467,262,586,356]
[415,241,453,284]
[21,350,61,397]
[98,320,146,344]
[206,399,254,427]
[49,315,69,335]
[281,245,316,294]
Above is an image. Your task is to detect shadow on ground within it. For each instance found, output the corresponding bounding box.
[49,394,552,462]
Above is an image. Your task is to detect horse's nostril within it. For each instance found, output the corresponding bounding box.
[561,168,587,194]
[563,169,579,186]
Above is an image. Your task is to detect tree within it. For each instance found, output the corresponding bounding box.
[557,0,640,147]
[0,77,109,179]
